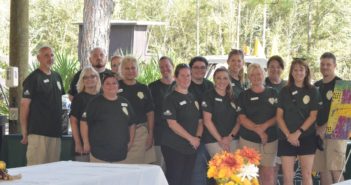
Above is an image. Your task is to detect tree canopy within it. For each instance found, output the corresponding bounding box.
[0,0,350,79]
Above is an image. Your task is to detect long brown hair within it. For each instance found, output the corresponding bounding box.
[227,49,245,83]
[213,67,235,102]
[287,58,312,89]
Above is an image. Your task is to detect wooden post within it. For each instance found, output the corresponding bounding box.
[9,0,29,134]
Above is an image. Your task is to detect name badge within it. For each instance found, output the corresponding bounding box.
[215,98,222,102]
[43,79,49,83]
[292,90,298,95]
[121,103,128,107]
[250,97,259,101]
[231,83,235,87]
[179,100,187,106]
[118,89,123,93]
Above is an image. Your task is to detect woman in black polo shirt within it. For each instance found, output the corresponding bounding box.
[118,56,156,164]
[148,56,174,168]
[265,55,287,92]
[69,66,101,161]
[80,74,136,163]
[277,59,320,185]
[237,64,278,185]
[227,49,248,97]
[161,64,202,185]
[202,67,240,157]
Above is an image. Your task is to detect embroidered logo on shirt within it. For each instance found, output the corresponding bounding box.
[122,107,129,116]
[326,90,333,100]
[137,91,144,99]
[231,102,236,109]
[121,103,128,107]
[292,90,298,95]
[215,98,223,102]
[118,89,123,93]
[231,83,235,87]
[236,106,242,112]
[57,82,62,91]
[195,101,199,110]
[201,101,208,108]
[179,100,187,106]
[303,95,310,104]
[250,97,259,101]
[82,112,87,118]
[268,97,275,105]
[43,79,49,83]
[24,90,30,96]
[163,110,172,116]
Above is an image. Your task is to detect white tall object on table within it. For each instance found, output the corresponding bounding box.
[2,161,168,185]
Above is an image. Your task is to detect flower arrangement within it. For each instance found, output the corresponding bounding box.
[207,147,260,185]
[0,161,21,180]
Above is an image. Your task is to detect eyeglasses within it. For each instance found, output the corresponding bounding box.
[111,64,119,67]
[83,75,97,80]
[192,66,207,70]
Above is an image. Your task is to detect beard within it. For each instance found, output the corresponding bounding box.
[92,60,105,69]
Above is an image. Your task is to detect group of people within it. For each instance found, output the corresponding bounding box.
[20,45,347,185]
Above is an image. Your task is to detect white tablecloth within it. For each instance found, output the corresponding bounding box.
[333,179,351,185]
[2,161,168,185]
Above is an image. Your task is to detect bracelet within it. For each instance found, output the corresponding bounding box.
[299,128,305,133]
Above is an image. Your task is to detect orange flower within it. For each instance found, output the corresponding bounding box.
[221,152,243,172]
[239,146,261,165]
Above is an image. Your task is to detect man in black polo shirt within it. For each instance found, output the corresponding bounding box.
[188,56,213,185]
[68,47,112,100]
[313,52,347,185]
[20,46,65,166]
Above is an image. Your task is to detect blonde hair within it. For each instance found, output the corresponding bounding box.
[247,63,265,81]
[120,56,139,79]
[76,66,101,93]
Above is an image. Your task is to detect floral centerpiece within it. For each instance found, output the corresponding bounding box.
[207,147,260,185]
[0,161,21,180]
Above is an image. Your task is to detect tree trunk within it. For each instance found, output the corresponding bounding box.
[9,0,29,134]
[262,0,267,52]
[307,0,312,53]
[236,0,241,49]
[80,0,115,67]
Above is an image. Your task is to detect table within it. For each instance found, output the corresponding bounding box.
[333,179,351,185]
[2,161,168,185]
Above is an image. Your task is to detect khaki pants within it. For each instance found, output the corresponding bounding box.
[313,139,347,171]
[239,137,277,167]
[26,134,61,166]
[205,140,239,157]
[124,125,156,164]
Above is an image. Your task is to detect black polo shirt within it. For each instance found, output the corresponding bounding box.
[188,79,213,103]
[230,77,247,98]
[82,95,135,162]
[69,92,97,142]
[22,69,65,137]
[68,69,112,97]
[265,77,287,93]
[201,88,239,143]
[118,80,154,124]
[277,85,322,138]
[161,91,200,154]
[148,79,175,145]
[314,77,342,126]
[237,88,278,143]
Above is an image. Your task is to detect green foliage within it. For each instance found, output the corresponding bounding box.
[52,52,80,92]
[137,57,160,85]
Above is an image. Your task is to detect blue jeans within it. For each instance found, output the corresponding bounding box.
[191,143,212,185]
